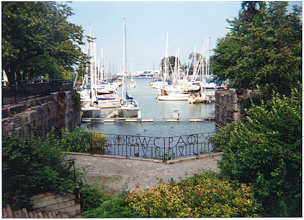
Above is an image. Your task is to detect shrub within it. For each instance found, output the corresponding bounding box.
[82,198,139,218]
[60,128,107,154]
[61,128,91,153]
[71,89,81,112]
[89,132,107,154]
[79,184,110,212]
[211,122,237,152]
[125,173,260,217]
[213,88,302,216]
[2,133,79,210]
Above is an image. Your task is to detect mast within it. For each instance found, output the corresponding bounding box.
[208,36,211,75]
[177,48,180,81]
[94,41,97,84]
[163,32,168,84]
[88,27,94,104]
[122,17,126,100]
[101,48,104,81]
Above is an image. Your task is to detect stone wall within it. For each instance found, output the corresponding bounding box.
[215,89,260,127]
[2,91,80,137]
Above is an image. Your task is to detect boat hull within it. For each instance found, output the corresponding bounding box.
[120,107,139,118]
[157,94,189,101]
[97,101,121,108]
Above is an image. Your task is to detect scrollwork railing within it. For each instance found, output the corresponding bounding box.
[103,132,215,161]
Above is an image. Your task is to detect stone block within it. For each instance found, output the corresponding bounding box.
[32,193,75,208]
[57,203,80,217]
[40,200,75,212]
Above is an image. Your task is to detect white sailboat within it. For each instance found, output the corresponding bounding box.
[157,33,190,101]
[94,48,121,108]
[119,17,140,118]
[127,71,136,89]
[188,42,216,104]
[79,34,98,109]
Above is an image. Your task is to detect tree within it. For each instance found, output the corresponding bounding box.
[211,86,302,216]
[160,56,181,77]
[212,2,302,98]
[187,52,208,76]
[2,2,88,83]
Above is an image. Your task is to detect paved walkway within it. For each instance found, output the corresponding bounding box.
[68,153,222,194]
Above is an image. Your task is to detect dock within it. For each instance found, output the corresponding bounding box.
[81,117,215,123]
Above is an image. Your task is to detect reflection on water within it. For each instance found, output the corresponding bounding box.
[118,78,215,120]
[82,121,215,137]
[84,78,216,136]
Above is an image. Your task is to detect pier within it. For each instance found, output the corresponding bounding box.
[81,117,215,123]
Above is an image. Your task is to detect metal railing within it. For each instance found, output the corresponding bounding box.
[2,80,73,105]
[103,132,215,161]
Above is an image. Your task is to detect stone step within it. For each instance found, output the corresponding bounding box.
[37,199,75,212]
[57,203,81,217]
[32,193,75,209]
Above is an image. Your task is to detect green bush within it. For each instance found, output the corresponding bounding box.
[211,122,237,152]
[71,89,81,112]
[2,133,79,210]
[79,184,110,213]
[213,88,302,216]
[61,128,91,153]
[61,128,107,154]
[82,198,139,218]
[89,132,107,154]
[125,173,260,217]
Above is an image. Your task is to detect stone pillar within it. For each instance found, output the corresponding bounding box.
[215,89,241,127]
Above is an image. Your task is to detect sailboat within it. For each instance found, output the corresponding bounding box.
[119,17,140,118]
[188,44,216,104]
[127,72,136,88]
[157,33,190,101]
[79,35,97,109]
[94,48,121,108]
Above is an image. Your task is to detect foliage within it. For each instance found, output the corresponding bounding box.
[212,2,302,98]
[160,56,181,76]
[187,52,208,76]
[2,2,88,82]
[211,122,238,152]
[125,173,260,217]
[79,184,110,213]
[60,128,91,153]
[214,87,302,216]
[60,128,107,154]
[89,132,108,154]
[82,198,139,218]
[2,133,79,210]
[71,89,81,112]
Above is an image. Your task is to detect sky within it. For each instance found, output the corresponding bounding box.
[67,1,243,73]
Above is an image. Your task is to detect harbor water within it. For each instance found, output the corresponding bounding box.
[81,78,216,137]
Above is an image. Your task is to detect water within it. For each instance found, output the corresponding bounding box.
[81,78,216,136]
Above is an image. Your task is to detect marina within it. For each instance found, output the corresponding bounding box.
[81,78,216,136]
[77,18,218,137]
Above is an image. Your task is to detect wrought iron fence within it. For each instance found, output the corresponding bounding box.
[103,132,215,161]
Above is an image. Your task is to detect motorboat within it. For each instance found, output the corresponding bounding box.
[157,88,189,101]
